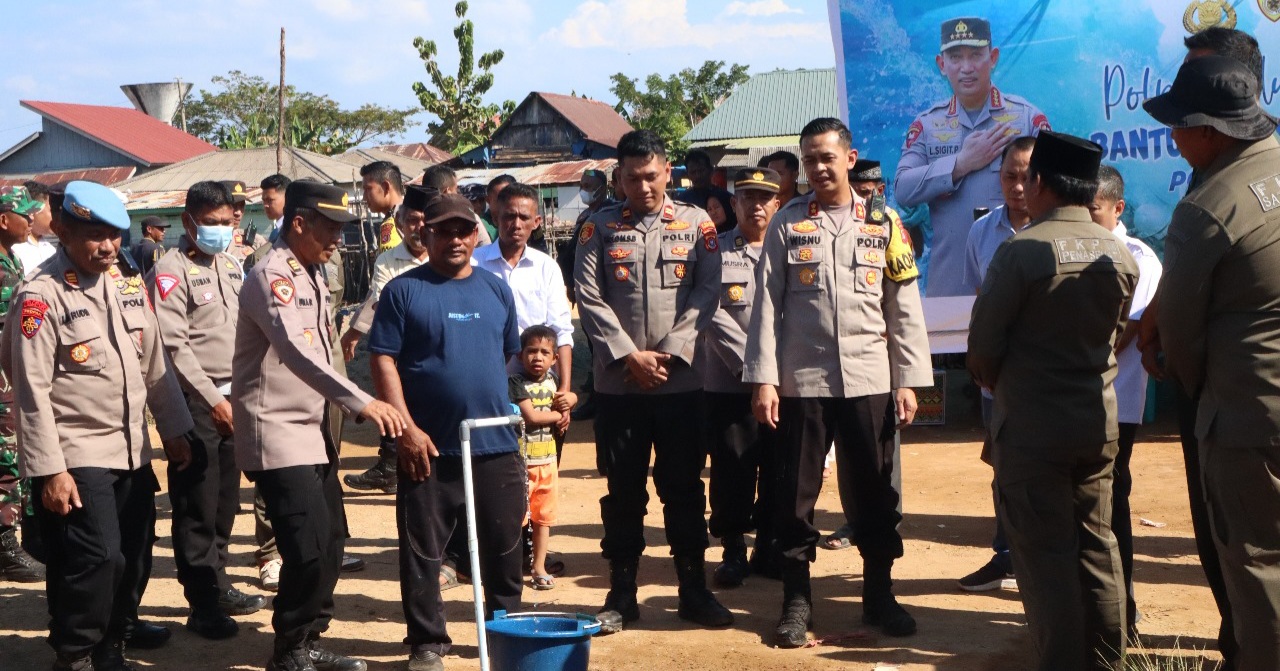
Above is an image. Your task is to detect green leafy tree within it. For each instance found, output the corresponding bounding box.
[610,60,750,161]
[412,1,514,154]
[184,70,418,155]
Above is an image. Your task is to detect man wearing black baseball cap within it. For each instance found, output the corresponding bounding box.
[234,180,408,671]
[968,130,1139,670]
[1147,54,1280,670]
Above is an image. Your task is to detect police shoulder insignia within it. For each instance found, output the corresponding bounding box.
[885,219,919,283]
[62,270,79,288]
[662,203,676,221]
[20,298,48,339]
[807,201,820,218]
[1032,113,1051,132]
[905,119,924,149]
[155,274,181,300]
[286,257,305,275]
[734,236,746,248]
[270,278,295,305]
[579,222,596,246]
[854,202,867,220]
[107,265,121,279]
[621,207,633,221]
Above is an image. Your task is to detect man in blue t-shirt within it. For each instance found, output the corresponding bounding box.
[368,193,524,671]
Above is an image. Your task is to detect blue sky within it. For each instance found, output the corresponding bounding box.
[1,0,835,152]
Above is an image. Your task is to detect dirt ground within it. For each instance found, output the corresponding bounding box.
[0,330,1228,670]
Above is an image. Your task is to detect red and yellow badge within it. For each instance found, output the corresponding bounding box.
[865,269,879,286]
[798,248,813,262]
[155,274,180,300]
[107,265,121,280]
[621,207,633,221]
[1033,113,1051,132]
[62,270,79,288]
[662,203,676,221]
[854,202,867,220]
[607,247,633,261]
[302,330,314,346]
[379,221,394,245]
[69,343,91,364]
[270,278,295,305]
[20,298,48,339]
[579,222,596,246]
[860,224,885,237]
[863,250,882,264]
[807,201,820,218]
[798,267,818,286]
[614,265,630,281]
[699,221,717,252]
[665,220,690,231]
[905,119,923,149]
[286,257,305,275]
[674,263,687,279]
[671,245,688,257]
[234,230,244,245]
[792,221,818,233]
[727,284,745,302]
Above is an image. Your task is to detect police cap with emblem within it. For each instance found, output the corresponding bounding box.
[423,193,478,229]
[285,181,359,223]
[732,167,780,193]
[1143,55,1278,141]
[1029,131,1103,182]
[940,17,991,51]
[62,181,130,230]
[219,180,249,204]
[850,159,883,183]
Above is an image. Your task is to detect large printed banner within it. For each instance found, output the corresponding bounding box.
[829,0,1280,296]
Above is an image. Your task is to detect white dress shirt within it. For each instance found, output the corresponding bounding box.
[1112,223,1161,425]
[12,237,59,279]
[472,242,574,349]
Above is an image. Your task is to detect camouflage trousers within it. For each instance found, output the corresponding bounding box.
[0,387,26,529]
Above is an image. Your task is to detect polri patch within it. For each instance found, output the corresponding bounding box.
[1249,174,1280,212]
[579,222,595,246]
[155,274,181,300]
[271,278,295,304]
[20,299,48,339]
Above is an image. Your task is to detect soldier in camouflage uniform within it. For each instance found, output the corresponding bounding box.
[0,185,46,582]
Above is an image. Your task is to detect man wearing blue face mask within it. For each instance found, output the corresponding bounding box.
[146,180,267,639]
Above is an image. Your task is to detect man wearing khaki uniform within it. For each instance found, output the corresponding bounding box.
[234,181,406,671]
[968,131,1138,671]
[745,118,932,648]
[1146,56,1280,671]
[2,181,194,671]
[574,129,731,634]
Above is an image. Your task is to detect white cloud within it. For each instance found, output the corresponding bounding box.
[723,0,801,17]
[542,0,823,50]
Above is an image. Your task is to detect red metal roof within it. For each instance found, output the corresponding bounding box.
[535,93,633,148]
[374,142,453,165]
[20,100,217,166]
[0,166,136,188]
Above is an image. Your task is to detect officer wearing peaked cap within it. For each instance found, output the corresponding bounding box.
[895,16,1050,298]
[700,167,782,588]
[968,131,1138,670]
[573,129,731,634]
[1147,55,1280,670]
[0,180,195,671]
[233,180,408,671]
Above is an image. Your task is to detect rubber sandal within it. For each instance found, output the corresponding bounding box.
[439,564,462,591]
[532,574,555,590]
[821,533,853,551]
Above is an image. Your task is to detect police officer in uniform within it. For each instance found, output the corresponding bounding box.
[1146,56,1280,670]
[233,180,407,671]
[744,118,931,647]
[574,129,732,634]
[894,17,1051,297]
[702,167,782,587]
[968,131,1138,670]
[150,181,266,639]
[2,180,195,671]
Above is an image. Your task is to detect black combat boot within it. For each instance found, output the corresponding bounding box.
[267,639,318,671]
[342,456,397,494]
[774,561,813,648]
[51,653,93,671]
[862,559,916,637]
[712,534,750,588]
[596,558,640,635]
[305,635,367,671]
[90,638,134,671]
[674,554,734,627]
[0,525,44,582]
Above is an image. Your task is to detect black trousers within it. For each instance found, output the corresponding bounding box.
[397,452,525,654]
[1113,422,1138,630]
[253,462,346,650]
[170,396,240,610]
[596,391,710,560]
[706,391,777,541]
[34,465,158,659]
[775,395,902,565]
[1178,389,1238,668]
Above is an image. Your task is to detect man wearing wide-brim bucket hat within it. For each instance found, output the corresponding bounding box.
[1145,53,1280,671]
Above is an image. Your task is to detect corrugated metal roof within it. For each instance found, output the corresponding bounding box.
[0,166,136,188]
[115,146,360,192]
[682,69,838,142]
[125,185,264,212]
[332,147,436,181]
[20,100,218,166]
[523,93,633,148]
[375,142,453,164]
[412,158,616,188]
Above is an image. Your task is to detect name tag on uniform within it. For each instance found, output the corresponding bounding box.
[1249,173,1280,212]
[1054,238,1123,264]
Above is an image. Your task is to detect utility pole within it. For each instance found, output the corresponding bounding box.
[277,27,286,173]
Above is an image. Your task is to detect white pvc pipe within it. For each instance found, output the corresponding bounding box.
[458,414,523,671]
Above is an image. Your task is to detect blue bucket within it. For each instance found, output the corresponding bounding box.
[485,611,601,671]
